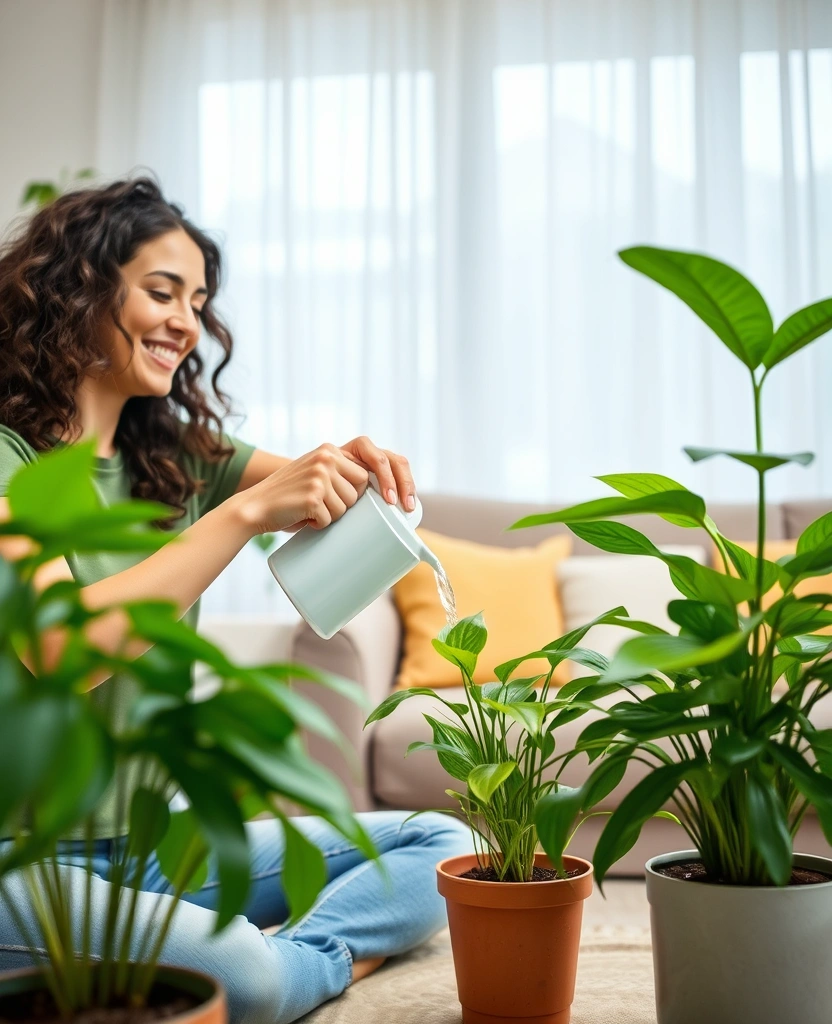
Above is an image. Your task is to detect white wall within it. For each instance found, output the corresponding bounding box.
[0,0,104,236]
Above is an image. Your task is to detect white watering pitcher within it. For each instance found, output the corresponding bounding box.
[267,476,442,639]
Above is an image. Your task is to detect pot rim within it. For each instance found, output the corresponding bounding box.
[0,963,226,1020]
[645,848,832,890]
[437,851,592,887]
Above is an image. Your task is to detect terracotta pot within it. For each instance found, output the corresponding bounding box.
[436,852,593,1024]
[0,964,226,1024]
[647,849,832,1024]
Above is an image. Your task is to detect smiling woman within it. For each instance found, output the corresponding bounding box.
[0,176,471,1024]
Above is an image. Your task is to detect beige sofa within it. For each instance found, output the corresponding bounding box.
[289,494,832,875]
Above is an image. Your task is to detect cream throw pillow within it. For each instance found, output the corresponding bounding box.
[557,545,708,678]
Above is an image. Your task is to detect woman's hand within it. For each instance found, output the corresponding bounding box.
[236,443,371,534]
[338,435,417,512]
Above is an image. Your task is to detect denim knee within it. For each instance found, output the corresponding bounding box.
[410,812,474,854]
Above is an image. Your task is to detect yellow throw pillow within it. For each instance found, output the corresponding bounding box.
[715,539,832,634]
[393,530,572,690]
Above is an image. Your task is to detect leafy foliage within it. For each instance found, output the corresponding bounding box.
[522,247,832,889]
[0,442,371,1013]
[367,608,631,882]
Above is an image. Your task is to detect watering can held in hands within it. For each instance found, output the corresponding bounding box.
[267,475,442,639]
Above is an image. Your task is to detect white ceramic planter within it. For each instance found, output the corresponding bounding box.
[646,849,832,1024]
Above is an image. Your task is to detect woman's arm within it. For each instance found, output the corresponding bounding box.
[236,435,418,512]
[0,442,375,686]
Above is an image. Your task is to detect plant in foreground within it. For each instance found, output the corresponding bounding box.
[0,441,372,1014]
[518,245,832,888]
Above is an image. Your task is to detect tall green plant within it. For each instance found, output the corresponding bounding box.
[520,246,832,887]
[0,442,373,1013]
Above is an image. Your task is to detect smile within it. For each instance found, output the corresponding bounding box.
[141,340,180,371]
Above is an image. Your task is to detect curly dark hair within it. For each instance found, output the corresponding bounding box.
[0,175,236,527]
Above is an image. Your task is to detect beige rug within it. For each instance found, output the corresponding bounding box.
[301,881,656,1023]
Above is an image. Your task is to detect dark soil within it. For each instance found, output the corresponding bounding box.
[655,859,832,886]
[459,864,584,883]
[0,982,202,1024]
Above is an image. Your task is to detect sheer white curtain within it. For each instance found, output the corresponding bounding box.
[97,0,832,613]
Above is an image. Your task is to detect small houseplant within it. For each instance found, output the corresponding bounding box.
[0,442,373,1023]
[366,613,617,1023]
[515,246,832,1024]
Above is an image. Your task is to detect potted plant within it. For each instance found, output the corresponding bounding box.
[516,246,832,1024]
[365,611,626,1023]
[0,442,373,1023]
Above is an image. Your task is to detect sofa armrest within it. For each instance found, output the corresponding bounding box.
[291,593,402,810]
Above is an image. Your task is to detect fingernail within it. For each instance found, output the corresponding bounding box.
[386,489,397,504]
[406,494,416,511]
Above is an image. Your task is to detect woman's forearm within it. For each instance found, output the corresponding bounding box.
[39,494,257,688]
[83,492,255,617]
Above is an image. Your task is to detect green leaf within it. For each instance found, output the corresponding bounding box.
[797,511,832,557]
[431,639,477,677]
[439,612,488,655]
[0,696,71,831]
[424,716,481,781]
[767,743,832,846]
[251,533,276,551]
[510,490,706,532]
[600,632,748,684]
[365,687,445,726]
[480,680,536,705]
[746,769,792,886]
[127,602,234,672]
[481,699,546,736]
[720,537,781,594]
[618,246,773,370]
[764,297,832,369]
[279,814,327,924]
[168,757,250,930]
[593,762,691,888]
[580,755,630,810]
[569,520,660,557]
[129,788,172,861]
[155,809,209,894]
[535,786,585,875]
[668,600,737,640]
[7,442,99,527]
[663,553,757,605]
[778,544,832,580]
[710,733,766,768]
[596,473,700,529]
[468,762,517,804]
[684,447,813,472]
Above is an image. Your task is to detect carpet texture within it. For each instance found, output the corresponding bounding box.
[301,881,656,1023]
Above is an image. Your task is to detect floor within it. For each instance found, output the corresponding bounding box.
[301,880,657,1023]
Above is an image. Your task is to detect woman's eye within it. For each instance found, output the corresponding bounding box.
[150,290,171,301]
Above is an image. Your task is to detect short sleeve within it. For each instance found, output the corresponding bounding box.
[0,426,38,497]
[189,433,256,517]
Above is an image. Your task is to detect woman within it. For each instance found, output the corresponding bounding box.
[0,177,470,1023]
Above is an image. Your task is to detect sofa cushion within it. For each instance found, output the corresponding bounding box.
[557,546,707,677]
[392,530,572,689]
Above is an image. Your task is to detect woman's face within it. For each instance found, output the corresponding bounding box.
[105,228,208,398]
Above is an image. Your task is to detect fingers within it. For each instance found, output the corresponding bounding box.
[340,436,417,511]
[303,445,366,529]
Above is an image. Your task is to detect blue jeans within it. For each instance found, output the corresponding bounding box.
[0,811,472,1024]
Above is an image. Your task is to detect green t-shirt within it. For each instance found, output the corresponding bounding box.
[0,423,255,840]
